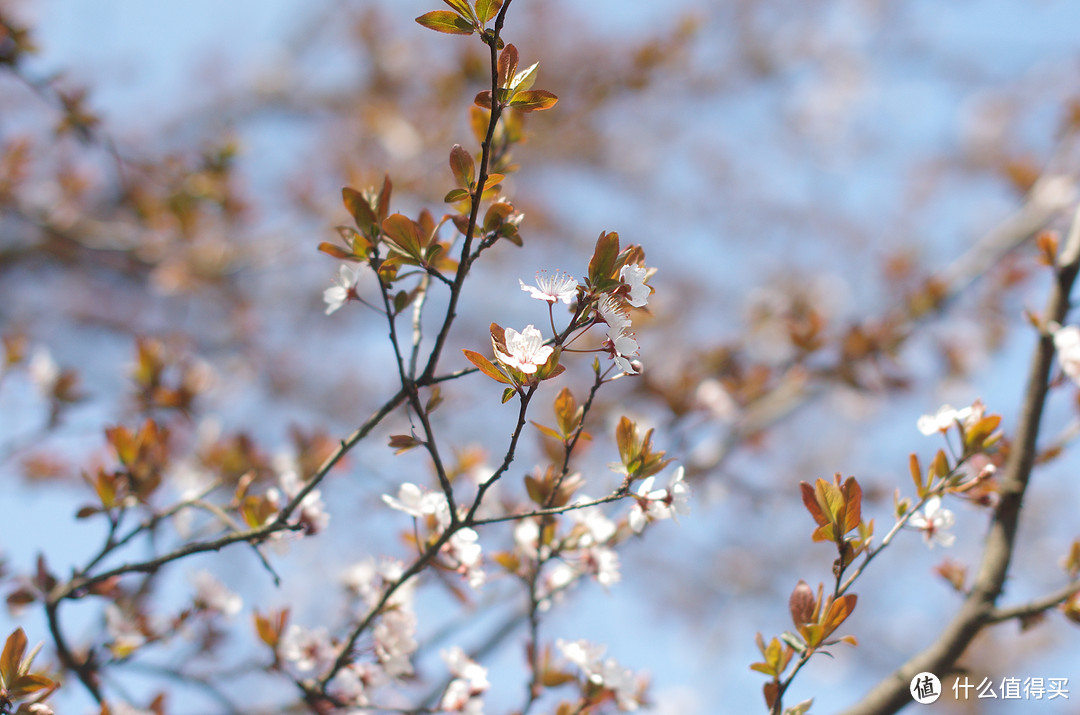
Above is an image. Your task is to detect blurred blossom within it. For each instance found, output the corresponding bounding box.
[916,403,973,436]
[909,496,956,548]
[382,482,451,529]
[269,467,329,535]
[324,263,363,315]
[374,606,418,677]
[1053,324,1080,385]
[280,624,336,674]
[27,346,59,395]
[190,570,242,617]
[440,646,490,714]
[695,379,738,423]
[558,639,642,711]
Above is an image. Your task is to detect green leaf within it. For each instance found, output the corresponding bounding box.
[508,89,558,112]
[416,10,475,35]
[501,386,517,403]
[444,188,471,203]
[474,0,503,23]
[509,61,539,92]
[443,0,477,22]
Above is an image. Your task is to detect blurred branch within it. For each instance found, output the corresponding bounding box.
[839,201,1080,715]
[988,580,1080,624]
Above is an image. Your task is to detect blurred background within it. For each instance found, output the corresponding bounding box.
[3,0,1080,713]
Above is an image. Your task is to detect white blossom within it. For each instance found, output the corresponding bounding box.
[619,263,651,308]
[558,639,642,711]
[520,270,577,304]
[382,483,451,529]
[323,263,363,315]
[908,496,956,548]
[1054,324,1080,385]
[916,404,973,436]
[279,624,336,674]
[494,324,554,374]
[440,646,490,714]
[190,570,242,617]
[27,346,60,395]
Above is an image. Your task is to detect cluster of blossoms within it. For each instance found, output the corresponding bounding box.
[557,639,644,711]
[628,466,690,533]
[266,454,330,536]
[909,399,1004,548]
[277,558,420,707]
[494,258,651,382]
[190,570,242,618]
[382,482,486,589]
[916,402,982,436]
[440,646,491,714]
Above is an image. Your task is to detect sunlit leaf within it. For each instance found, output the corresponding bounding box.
[342,187,376,233]
[462,349,512,385]
[508,90,558,112]
[416,10,475,35]
[498,44,519,89]
[474,0,503,23]
[318,241,352,260]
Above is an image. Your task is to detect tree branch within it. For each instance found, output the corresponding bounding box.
[839,202,1080,715]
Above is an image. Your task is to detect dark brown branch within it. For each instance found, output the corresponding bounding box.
[839,204,1080,715]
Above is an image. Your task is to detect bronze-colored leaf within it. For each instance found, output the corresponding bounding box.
[497,43,519,89]
[416,10,475,35]
[462,349,512,384]
[508,89,558,112]
[449,144,475,188]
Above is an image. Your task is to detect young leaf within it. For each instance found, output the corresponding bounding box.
[444,188,471,203]
[508,90,559,112]
[531,421,564,442]
[509,61,539,92]
[443,0,477,22]
[498,44,519,89]
[474,90,494,110]
[462,349,512,384]
[449,144,475,188]
[342,187,376,233]
[376,174,392,223]
[318,241,352,260]
[382,214,424,260]
[416,10,475,35]
[475,0,503,24]
[909,453,924,497]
